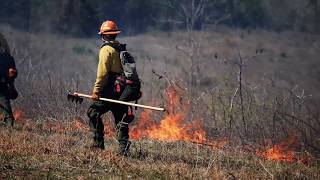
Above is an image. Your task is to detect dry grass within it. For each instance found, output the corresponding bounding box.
[0,120,319,179]
[1,25,320,178]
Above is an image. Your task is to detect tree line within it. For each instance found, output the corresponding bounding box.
[0,0,319,36]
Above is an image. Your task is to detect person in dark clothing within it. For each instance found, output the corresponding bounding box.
[0,33,18,127]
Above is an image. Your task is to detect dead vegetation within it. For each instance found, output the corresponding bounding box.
[0,120,319,179]
[0,25,320,178]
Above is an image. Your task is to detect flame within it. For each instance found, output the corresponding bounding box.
[256,134,310,163]
[142,114,207,142]
[129,85,227,147]
[13,109,24,121]
[129,110,153,139]
[257,145,295,162]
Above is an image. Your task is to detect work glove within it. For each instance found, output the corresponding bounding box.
[8,68,17,80]
[91,91,100,101]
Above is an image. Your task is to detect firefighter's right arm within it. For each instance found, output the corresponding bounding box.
[0,53,16,83]
[8,55,17,80]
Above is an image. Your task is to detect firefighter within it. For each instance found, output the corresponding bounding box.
[0,33,18,127]
[87,20,131,155]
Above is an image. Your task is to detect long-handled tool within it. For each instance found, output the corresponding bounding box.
[67,92,165,112]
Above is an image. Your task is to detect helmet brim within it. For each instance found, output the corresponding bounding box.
[98,30,121,35]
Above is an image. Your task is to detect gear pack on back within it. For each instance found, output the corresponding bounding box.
[103,42,142,102]
[120,51,139,81]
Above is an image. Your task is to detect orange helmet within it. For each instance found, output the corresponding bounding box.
[98,20,121,35]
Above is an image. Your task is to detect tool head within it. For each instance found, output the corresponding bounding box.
[67,92,84,104]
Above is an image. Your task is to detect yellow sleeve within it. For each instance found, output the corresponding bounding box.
[93,47,111,94]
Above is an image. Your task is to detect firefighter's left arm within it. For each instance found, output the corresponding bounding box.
[93,47,112,96]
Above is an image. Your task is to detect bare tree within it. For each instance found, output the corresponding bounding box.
[166,1,230,97]
[308,0,320,32]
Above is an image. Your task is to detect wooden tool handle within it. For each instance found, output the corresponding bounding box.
[74,93,165,111]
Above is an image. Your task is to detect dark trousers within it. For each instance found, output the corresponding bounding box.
[87,100,129,145]
[0,85,14,122]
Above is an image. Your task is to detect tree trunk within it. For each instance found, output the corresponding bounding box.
[315,0,319,32]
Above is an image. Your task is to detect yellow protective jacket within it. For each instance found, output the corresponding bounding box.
[93,40,123,95]
[0,33,10,54]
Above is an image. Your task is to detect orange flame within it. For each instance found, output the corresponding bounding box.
[129,110,153,139]
[13,109,25,121]
[256,134,310,163]
[129,85,226,147]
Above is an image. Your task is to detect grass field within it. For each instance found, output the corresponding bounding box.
[1,25,320,179]
[0,118,319,179]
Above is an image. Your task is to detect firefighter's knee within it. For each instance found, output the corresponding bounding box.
[87,108,98,120]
